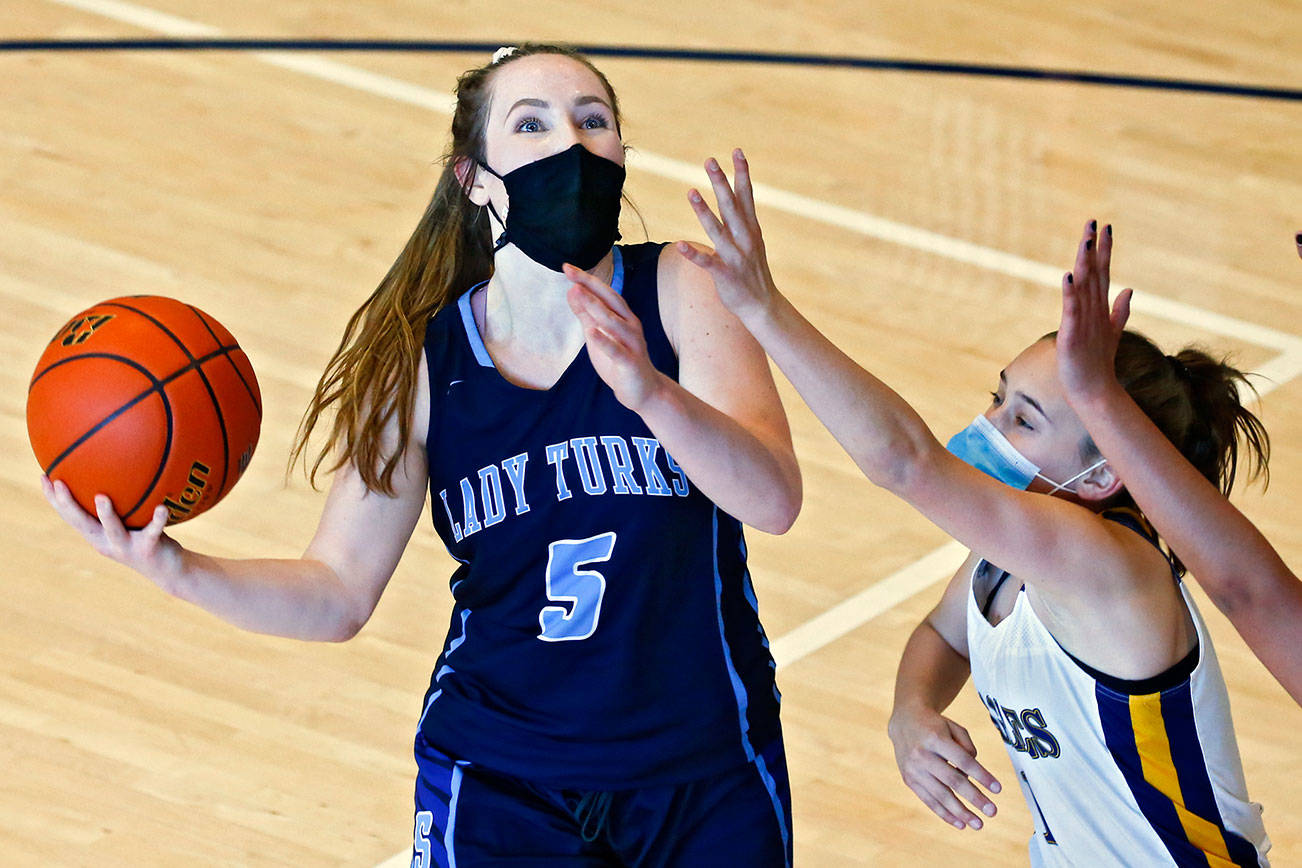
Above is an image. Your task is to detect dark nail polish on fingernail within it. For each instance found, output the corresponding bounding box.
[1086,239,1094,251]
[1089,220,1097,231]
[1296,233,1302,245]
[1067,273,1073,284]
[1107,224,1113,238]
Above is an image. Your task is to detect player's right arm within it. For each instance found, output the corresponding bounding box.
[40,350,433,643]
[887,553,1002,831]
[1058,223,1302,706]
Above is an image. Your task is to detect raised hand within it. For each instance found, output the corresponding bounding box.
[41,475,182,584]
[675,149,780,323]
[564,262,669,414]
[1057,220,1133,404]
[889,706,1001,831]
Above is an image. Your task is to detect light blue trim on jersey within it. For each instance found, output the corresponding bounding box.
[712,506,756,761]
[443,762,465,868]
[734,534,781,703]
[454,248,625,370]
[754,754,792,868]
[419,609,472,730]
[608,246,625,295]
[456,280,494,368]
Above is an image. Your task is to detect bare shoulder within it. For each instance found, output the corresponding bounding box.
[656,242,720,350]
[411,346,431,451]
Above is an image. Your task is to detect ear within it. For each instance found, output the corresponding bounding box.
[1075,460,1124,503]
[454,157,491,206]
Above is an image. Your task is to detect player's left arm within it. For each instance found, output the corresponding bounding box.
[564,255,801,534]
[675,151,1143,601]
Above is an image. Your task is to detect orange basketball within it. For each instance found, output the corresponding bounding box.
[27,296,262,530]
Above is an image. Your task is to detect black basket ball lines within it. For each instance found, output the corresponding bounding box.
[28,295,262,529]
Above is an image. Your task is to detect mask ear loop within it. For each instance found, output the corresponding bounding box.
[1041,458,1109,496]
[475,161,511,252]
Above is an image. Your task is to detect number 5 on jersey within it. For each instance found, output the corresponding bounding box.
[539,532,617,642]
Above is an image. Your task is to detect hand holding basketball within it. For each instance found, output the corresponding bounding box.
[677,149,780,323]
[41,475,182,582]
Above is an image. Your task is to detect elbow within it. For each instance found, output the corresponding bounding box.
[328,592,377,642]
[317,564,374,642]
[327,612,366,642]
[757,497,800,535]
[1203,574,1257,618]
[864,433,939,500]
[758,466,803,535]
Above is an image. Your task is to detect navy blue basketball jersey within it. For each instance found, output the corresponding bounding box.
[419,242,781,789]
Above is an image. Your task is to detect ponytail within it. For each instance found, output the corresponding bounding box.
[1163,346,1270,497]
[288,167,493,493]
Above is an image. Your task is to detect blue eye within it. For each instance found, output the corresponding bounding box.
[515,116,544,133]
[581,113,609,130]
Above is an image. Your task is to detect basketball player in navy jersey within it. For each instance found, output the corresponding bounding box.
[43,45,800,866]
[632,154,1271,864]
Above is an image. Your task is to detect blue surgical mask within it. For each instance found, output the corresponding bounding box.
[945,414,1106,495]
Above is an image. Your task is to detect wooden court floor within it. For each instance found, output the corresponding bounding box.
[3,1,1300,864]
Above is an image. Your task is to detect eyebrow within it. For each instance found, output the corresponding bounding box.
[506,95,612,116]
[999,371,1051,422]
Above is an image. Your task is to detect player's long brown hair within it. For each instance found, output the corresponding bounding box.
[289,44,625,494]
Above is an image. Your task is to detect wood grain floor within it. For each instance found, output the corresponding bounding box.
[3,1,1299,864]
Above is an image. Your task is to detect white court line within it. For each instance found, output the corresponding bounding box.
[48,0,1302,358]
[36,3,1302,863]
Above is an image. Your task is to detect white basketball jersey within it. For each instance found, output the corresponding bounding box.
[966,559,1269,867]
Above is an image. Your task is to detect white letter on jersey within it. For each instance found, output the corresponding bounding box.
[479,465,507,528]
[501,452,531,516]
[631,436,673,496]
[438,489,464,543]
[601,435,643,494]
[458,476,483,537]
[664,450,691,497]
[569,436,608,496]
[545,441,574,501]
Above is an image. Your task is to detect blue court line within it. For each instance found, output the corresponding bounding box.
[3,39,1300,102]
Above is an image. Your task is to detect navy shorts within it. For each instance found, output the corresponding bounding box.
[409,732,793,868]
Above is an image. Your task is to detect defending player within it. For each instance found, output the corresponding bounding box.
[43,46,801,867]
[653,151,1271,864]
[1057,223,1302,706]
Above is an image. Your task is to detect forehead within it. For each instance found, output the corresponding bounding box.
[1005,338,1064,395]
[487,55,609,111]
[1006,337,1056,376]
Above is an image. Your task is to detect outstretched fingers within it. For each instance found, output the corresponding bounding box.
[704,157,745,238]
[1096,222,1112,295]
[687,187,731,254]
[730,149,759,224]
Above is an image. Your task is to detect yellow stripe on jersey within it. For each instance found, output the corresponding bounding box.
[1129,691,1239,866]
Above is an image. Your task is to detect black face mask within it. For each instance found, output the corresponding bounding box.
[480,143,625,272]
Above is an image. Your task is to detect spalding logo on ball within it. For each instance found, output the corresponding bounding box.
[27,296,262,529]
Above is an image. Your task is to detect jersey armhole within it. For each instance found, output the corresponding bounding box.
[1055,634,1200,695]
